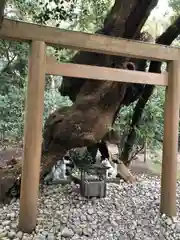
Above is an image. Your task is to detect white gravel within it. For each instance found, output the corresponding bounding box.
[1,174,180,240]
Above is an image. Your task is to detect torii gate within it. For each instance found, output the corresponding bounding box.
[0,18,180,233]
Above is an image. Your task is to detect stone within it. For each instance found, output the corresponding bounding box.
[80,215,86,221]
[34,234,46,240]
[4,225,10,231]
[2,220,11,226]
[176,222,180,232]
[7,212,16,219]
[73,227,83,235]
[47,233,55,240]
[11,223,18,229]
[0,231,8,238]
[83,228,93,236]
[61,227,74,238]
[114,202,121,210]
[16,231,23,239]
[88,208,94,215]
[8,230,16,239]
[42,231,48,236]
[87,215,93,221]
[110,220,118,227]
[22,236,30,240]
[71,235,80,240]
[0,174,180,240]
[10,212,16,219]
[56,210,61,216]
[166,218,173,226]
[61,216,68,224]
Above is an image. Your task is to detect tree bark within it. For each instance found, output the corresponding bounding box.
[0,0,159,203]
[121,16,180,165]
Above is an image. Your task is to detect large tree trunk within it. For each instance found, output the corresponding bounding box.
[0,0,159,203]
[121,16,180,165]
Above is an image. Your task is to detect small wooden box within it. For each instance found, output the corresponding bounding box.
[80,164,108,198]
[82,180,106,198]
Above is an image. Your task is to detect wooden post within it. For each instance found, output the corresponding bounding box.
[18,41,46,233]
[160,60,180,216]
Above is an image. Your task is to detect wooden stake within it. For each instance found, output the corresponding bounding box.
[18,41,46,233]
[160,60,180,216]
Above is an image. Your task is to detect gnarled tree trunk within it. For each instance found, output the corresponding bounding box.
[42,0,158,174]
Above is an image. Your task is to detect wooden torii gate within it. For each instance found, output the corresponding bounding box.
[0,18,180,233]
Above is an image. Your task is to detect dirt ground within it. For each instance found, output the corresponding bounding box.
[3,142,180,178]
[0,147,22,168]
[0,145,161,176]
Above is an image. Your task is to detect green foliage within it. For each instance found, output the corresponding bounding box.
[34,0,77,25]
[168,0,180,44]
[139,87,164,147]
[0,73,26,142]
[114,87,165,151]
[73,0,113,32]
[8,0,113,31]
[0,39,28,143]
[43,78,72,123]
[169,0,180,15]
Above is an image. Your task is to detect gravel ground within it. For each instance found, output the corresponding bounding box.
[1,175,180,240]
